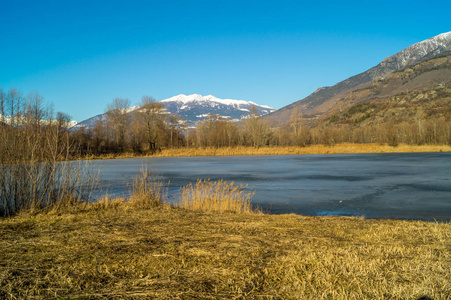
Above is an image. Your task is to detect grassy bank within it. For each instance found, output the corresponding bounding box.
[81,143,451,160]
[1,203,449,299]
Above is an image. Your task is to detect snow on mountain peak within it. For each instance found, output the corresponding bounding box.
[374,32,451,78]
[432,31,451,41]
[160,94,205,104]
[160,94,270,109]
[413,31,451,51]
[380,31,451,72]
[125,105,140,113]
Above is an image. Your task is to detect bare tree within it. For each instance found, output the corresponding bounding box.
[167,114,186,148]
[92,118,108,154]
[24,93,46,131]
[245,105,270,147]
[105,98,131,152]
[290,107,303,136]
[416,109,425,144]
[138,96,165,151]
[6,88,22,126]
[290,107,304,145]
[0,88,5,123]
[128,117,146,153]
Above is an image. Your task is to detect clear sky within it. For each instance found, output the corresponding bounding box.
[1,0,450,122]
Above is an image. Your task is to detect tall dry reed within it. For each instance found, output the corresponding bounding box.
[0,160,99,216]
[0,90,98,216]
[153,143,451,158]
[127,165,166,208]
[178,179,256,213]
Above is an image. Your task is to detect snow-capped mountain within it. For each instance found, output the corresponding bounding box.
[73,94,275,129]
[161,94,275,126]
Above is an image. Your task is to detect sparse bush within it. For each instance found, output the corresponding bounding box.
[178,179,256,213]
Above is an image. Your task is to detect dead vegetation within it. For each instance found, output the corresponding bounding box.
[0,204,449,299]
[153,143,451,157]
[127,165,166,209]
[178,179,257,214]
[77,143,451,161]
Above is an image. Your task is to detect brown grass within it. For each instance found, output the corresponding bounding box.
[1,204,449,299]
[178,179,256,214]
[80,144,451,160]
[127,165,165,208]
[155,144,451,157]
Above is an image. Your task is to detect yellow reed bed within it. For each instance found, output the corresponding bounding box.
[155,143,451,157]
[178,179,256,213]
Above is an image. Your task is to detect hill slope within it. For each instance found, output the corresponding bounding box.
[318,54,451,126]
[268,31,451,125]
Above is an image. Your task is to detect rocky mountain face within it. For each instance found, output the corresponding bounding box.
[73,94,275,129]
[268,31,451,125]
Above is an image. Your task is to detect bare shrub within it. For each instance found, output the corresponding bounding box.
[178,179,257,214]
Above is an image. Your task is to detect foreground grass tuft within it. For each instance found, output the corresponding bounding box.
[128,165,165,208]
[0,204,449,299]
[178,179,256,214]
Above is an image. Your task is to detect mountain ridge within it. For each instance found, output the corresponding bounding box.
[267,31,451,124]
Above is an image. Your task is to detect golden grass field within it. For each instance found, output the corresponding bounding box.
[83,143,451,160]
[2,145,450,299]
[1,201,450,299]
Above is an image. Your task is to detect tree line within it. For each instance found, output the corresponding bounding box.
[187,106,451,148]
[2,87,451,160]
[75,97,450,155]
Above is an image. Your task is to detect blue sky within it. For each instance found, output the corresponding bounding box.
[1,0,450,121]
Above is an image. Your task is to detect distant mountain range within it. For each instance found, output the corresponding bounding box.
[73,94,275,129]
[267,31,451,125]
[73,31,451,130]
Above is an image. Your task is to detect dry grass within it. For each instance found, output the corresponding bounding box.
[178,179,256,214]
[155,144,451,157]
[127,165,165,208]
[0,204,449,299]
[76,143,451,160]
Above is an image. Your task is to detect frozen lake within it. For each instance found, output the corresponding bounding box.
[90,152,451,221]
